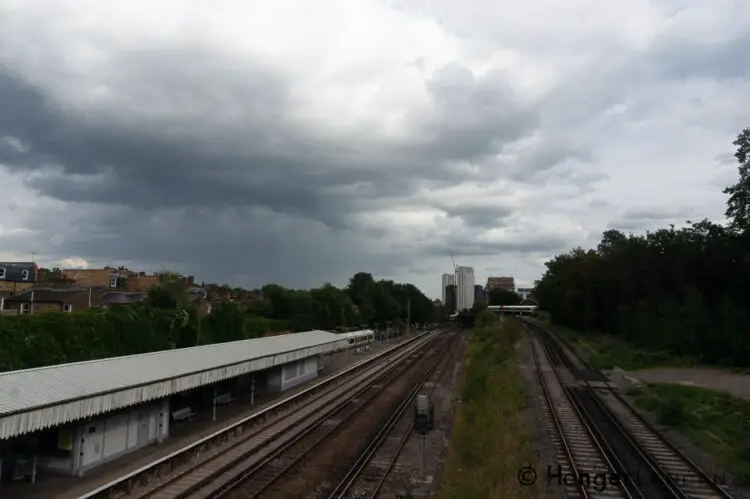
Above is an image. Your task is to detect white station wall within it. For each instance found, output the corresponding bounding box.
[72,399,169,475]
[267,357,319,392]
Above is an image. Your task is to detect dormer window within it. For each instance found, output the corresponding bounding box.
[21,269,30,280]
[109,276,118,288]
[0,267,5,280]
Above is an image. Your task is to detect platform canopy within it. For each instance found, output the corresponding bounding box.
[0,330,346,439]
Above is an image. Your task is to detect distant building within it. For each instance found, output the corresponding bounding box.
[60,266,193,292]
[456,266,475,311]
[517,287,534,300]
[2,287,104,314]
[0,262,40,293]
[441,273,455,304]
[474,284,485,303]
[445,284,458,314]
[485,276,515,293]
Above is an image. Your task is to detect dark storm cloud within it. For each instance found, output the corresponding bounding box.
[7,203,398,288]
[0,54,538,232]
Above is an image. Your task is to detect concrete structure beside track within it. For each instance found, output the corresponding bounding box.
[0,329,374,484]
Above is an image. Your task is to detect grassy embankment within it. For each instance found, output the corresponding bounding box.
[533,312,695,371]
[627,383,750,486]
[439,314,543,499]
[534,314,750,486]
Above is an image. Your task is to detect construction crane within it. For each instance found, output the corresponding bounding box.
[450,252,457,272]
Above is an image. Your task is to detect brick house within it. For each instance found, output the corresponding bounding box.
[2,287,104,314]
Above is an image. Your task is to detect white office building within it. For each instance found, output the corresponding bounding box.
[441,273,456,304]
[456,266,475,312]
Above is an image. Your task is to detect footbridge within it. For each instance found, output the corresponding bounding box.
[487,305,537,315]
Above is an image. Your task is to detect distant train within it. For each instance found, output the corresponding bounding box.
[342,329,375,345]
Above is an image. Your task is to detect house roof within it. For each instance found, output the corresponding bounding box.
[4,287,87,303]
[0,262,38,283]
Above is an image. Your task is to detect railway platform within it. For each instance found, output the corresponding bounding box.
[8,339,400,499]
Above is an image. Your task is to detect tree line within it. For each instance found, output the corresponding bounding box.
[535,127,750,366]
[0,271,442,371]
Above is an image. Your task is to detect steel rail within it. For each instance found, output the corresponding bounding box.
[327,329,463,499]
[140,331,442,498]
[76,330,436,499]
[526,318,734,499]
[208,332,453,498]
[530,323,636,499]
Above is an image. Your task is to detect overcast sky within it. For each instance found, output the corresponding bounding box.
[0,1,747,299]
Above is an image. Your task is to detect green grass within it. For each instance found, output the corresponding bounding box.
[439,318,543,499]
[627,383,750,485]
[532,319,696,371]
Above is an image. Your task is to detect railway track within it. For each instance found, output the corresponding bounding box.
[211,331,456,498]
[133,331,442,499]
[325,329,465,499]
[530,333,634,499]
[524,319,734,499]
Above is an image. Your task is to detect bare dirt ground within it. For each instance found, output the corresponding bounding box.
[621,368,750,401]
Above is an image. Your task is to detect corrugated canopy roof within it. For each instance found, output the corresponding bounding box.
[0,329,341,417]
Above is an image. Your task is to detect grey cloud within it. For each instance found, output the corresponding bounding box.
[442,203,515,229]
[2,2,748,297]
[606,219,655,232]
[621,206,695,221]
[417,232,572,258]
[0,56,538,232]
[6,204,399,289]
[607,205,696,232]
[589,200,610,210]
[644,31,750,81]
[409,64,539,164]
[716,152,736,167]
[517,142,594,181]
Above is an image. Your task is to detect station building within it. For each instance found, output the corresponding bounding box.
[0,329,374,484]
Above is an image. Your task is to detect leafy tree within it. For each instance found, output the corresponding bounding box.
[0,270,441,372]
[487,289,522,306]
[724,127,750,232]
[535,128,750,367]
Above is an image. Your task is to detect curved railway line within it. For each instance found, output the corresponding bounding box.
[521,318,734,499]
[127,329,449,499]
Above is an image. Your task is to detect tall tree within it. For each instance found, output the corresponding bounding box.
[723,127,750,232]
[535,126,750,367]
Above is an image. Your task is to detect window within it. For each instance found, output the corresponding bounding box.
[109,276,118,288]
[63,304,72,313]
[21,269,30,280]
[0,267,5,279]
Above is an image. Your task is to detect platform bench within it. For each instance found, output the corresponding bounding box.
[215,393,235,406]
[171,406,197,423]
